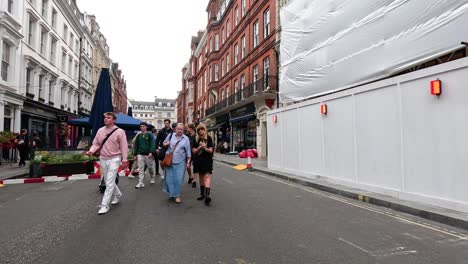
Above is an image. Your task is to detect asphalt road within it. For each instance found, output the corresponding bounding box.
[1,162,468,264]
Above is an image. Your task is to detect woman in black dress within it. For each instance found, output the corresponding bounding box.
[192,124,214,205]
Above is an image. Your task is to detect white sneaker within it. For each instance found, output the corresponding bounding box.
[150,178,155,184]
[135,182,145,189]
[98,205,109,215]
[161,175,164,179]
[128,175,135,179]
[111,193,122,205]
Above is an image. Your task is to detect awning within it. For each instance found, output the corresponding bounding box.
[207,122,227,131]
[230,113,256,123]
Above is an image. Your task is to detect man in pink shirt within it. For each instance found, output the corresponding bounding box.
[86,112,128,215]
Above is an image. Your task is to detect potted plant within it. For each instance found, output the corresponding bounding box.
[30,151,98,178]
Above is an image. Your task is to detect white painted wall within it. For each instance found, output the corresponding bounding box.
[268,57,468,213]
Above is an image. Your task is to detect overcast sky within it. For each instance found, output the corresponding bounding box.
[77,0,208,102]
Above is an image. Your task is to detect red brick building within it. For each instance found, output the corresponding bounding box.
[181,0,278,158]
[110,63,128,114]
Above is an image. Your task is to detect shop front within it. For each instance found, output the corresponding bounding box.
[208,113,230,152]
[22,99,78,149]
[230,103,257,153]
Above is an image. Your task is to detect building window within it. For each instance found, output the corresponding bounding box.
[264,9,270,38]
[253,21,259,48]
[7,0,13,13]
[39,75,44,99]
[26,68,32,93]
[263,57,270,89]
[70,34,74,51]
[68,57,72,76]
[215,34,219,51]
[253,65,259,92]
[214,64,219,81]
[242,0,246,17]
[235,6,239,26]
[234,44,239,65]
[75,62,78,80]
[209,65,212,82]
[226,86,230,99]
[1,42,11,81]
[49,80,54,102]
[167,102,171,107]
[42,0,48,18]
[40,28,47,56]
[75,40,79,54]
[28,16,36,46]
[50,37,57,64]
[234,79,239,102]
[204,71,207,93]
[241,36,246,59]
[167,112,171,118]
[226,53,230,73]
[227,20,231,38]
[51,9,57,29]
[61,51,66,71]
[221,28,225,44]
[63,25,68,42]
[240,75,245,99]
[221,59,224,77]
[158,112,162,117]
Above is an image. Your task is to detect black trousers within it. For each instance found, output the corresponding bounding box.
[18,148,28,166]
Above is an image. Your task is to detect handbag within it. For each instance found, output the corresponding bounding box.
[160,138,181,168]
[93,128,119,157]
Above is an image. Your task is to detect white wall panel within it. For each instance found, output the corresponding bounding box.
[322,96,355,181]
[355,87,402,190]
[281,109,301,172]
[298,104,324,176]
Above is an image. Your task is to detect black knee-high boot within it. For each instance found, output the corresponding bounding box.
[204,187,211,205]
[197,186,205,200]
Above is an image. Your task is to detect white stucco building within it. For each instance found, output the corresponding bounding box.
[130,97,176,129]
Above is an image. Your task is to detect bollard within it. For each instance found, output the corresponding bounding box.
[247,156,252,170]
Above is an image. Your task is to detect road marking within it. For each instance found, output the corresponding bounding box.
[338,238,417,259]
[338,238,369,253]
[246,170,468,240]
[222,178,233,184]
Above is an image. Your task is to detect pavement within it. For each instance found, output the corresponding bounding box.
[213,154,468,231]
[1,162,468,263]
[0,163,29,180]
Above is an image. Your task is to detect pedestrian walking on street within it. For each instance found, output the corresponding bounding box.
[186,123,197,188]
[15,129,29,167]
[87,112,128,215]
[156,119,174,178]
[128,131,142,179]
[162,123,191,204]
[133,123,156,188]
[192,124,214,205]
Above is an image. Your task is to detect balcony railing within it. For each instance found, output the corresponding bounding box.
[206,75,277,116]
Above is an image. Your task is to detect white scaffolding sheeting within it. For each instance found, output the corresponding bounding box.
[279,0,468,103]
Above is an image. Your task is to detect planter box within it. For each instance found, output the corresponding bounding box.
[30,161,95,178]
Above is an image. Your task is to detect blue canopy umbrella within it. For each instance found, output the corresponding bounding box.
[89,68,114,143]
[68,113,151,131]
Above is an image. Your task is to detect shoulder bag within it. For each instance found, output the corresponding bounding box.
[158,132,174,161]
[161,138,181,168]
[93,128,119,157]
